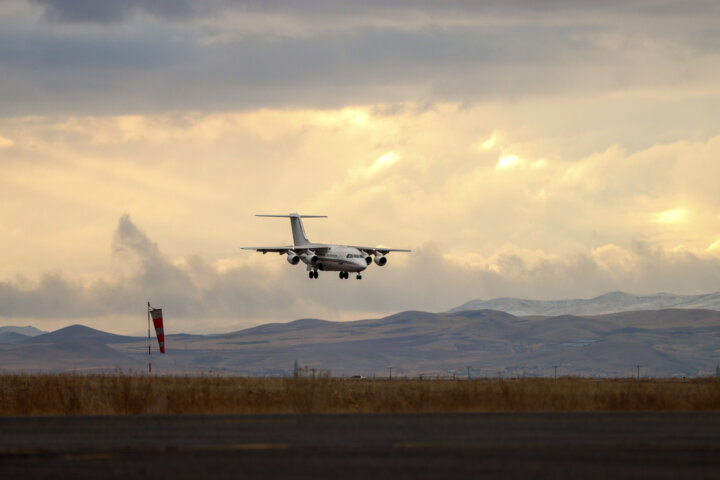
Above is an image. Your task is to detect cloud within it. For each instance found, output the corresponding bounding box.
[3,106,720,271]
[31,0,207,24]
[2,100,720,334]
[0,214,305,330]
[1,1,718,115]
[30,1,720,28]
[1,1,719,338]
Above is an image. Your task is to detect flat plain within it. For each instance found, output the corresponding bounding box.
[1,374,719,415]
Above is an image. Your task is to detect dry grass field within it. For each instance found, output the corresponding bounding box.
[2,373,720,415]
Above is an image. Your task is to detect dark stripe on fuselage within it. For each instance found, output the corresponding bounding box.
[317,257,365,272]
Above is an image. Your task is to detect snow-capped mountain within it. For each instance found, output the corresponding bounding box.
[448,291,720,316]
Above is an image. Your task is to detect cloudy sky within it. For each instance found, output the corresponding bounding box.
[2,0,720,334]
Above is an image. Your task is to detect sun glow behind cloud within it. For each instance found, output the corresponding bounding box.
[497,154,522,169]
[478,132,499,151]
[653,208,686,224]
[371,151,399,173]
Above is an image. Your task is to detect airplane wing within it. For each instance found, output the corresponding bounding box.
[349,246,412,254]
[241,244,331,254]
[241,246,294,254]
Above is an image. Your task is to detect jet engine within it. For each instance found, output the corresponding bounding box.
[286,251,300,265]
[300,251,319,264]
[373,253,387,266]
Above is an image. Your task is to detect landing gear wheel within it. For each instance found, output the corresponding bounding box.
[356,274,362,280]
[314,271,319,278]
[309,272,314,279]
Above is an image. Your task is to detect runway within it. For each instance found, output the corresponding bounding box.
[2,412,720,479]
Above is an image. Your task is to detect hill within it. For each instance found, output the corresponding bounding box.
[0,340,141,373]
[21,324,140,345]
[0,331,31,344]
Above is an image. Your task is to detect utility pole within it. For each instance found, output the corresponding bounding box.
[147,302,151,374]
[635,364,641,380]
[552,365,559,382]
[388,366,392,380]
[466,366,472,380]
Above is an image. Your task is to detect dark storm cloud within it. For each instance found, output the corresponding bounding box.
[0,31,181,70]
[5,1,720,114]
[0,20,618,115]
[32,0,206,24]
[31,1,720,25]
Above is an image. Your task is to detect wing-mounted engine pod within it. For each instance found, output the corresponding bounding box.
[373,253,387,266]
[301,251,319,264]
[286,250,300,265]
[364,255,372,265]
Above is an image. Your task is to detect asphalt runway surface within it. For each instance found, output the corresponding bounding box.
[2,412,720,479]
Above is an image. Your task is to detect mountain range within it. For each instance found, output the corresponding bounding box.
[1,301,719,377]
[0,325,46,344]
[449,291,720,316]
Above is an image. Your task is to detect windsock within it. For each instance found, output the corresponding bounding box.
[150,308,165,354]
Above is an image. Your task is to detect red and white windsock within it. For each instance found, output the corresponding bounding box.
[150,308,165,354]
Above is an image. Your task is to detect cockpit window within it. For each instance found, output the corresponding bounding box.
[346,254,365,259]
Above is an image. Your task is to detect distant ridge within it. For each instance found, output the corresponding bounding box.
[22,324,141,345]
[215,318,334,339]
[449,291,720,316]
[0,326,46,337]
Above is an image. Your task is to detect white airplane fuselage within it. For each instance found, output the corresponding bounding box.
[299,245,368,273]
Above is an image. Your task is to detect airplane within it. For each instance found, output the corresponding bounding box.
[242,213,411,280]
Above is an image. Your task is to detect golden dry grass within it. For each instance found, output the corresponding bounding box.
[1,374,719,416]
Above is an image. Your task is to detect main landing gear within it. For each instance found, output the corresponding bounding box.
[338,272,361,280]
[308,271,319,279]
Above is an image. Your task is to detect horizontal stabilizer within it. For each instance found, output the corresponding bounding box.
[256,214,327,218]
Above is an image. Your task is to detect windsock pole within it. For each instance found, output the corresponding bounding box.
[147,302,152,374]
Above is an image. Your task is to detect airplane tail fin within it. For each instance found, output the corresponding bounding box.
[255,213,326,246]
